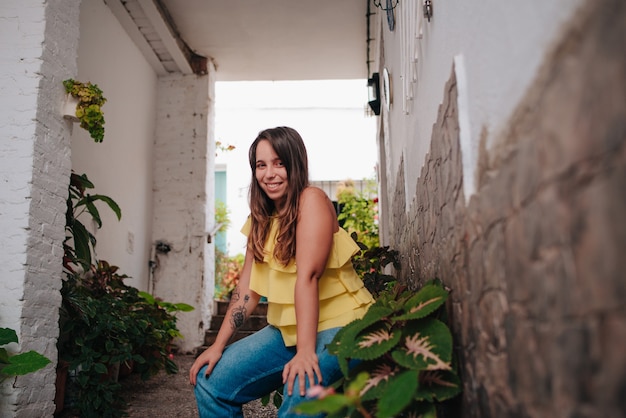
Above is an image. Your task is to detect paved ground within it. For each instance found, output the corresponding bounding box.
[121,353,278,418]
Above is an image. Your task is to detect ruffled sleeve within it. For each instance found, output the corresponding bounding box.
[241,217,374,346]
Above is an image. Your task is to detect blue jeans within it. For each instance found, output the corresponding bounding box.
[194,325,343,418]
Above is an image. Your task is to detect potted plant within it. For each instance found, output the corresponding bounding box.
[62,78,107,143]
[58,172,195,417]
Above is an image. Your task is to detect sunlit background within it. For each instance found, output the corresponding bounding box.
[215,79,378,255]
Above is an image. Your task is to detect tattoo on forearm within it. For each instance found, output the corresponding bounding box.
[230,294,250,330]
[229,288,241,304]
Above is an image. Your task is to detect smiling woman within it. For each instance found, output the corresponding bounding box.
[215,80,377,256]
[254,140,289,207]
[190,126,375,417]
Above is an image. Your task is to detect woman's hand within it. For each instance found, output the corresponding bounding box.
[189,345,223,386]
[282,349,322,397]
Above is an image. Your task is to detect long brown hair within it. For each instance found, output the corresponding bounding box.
[247,127,309,265]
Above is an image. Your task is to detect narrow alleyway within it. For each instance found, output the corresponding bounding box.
[120,353,278,418]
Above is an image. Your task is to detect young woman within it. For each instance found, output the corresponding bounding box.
[190,126,374,417]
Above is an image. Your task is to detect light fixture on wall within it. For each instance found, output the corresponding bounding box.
[368,73,381,116]
[424,0,433,22]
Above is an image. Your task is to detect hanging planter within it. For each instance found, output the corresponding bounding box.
[62,94,80,122]
[62,79,107,143]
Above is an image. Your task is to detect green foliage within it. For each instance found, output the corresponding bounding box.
[59,261,194,416]
[336,178,379,250]
[215,200,231,234]
[294,281,461,418]
[215,250,244,300]
[350,232,399,299]
[213,199,243,300]
[0,328,51,380]
[64,172,121,272]
[63,79,107,143]
[59,174,193,417]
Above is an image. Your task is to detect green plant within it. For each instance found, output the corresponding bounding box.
[295,281,461,418]
[0,327,51,381]
[337,178,379,250]
[63,78,107,143]
[59,261,195,416]
[136,291,194,378]
[59,173,193,417]
[215,250,244,300]
[64,172,121,272]
[350,232,400,299]
[59,268,136,417]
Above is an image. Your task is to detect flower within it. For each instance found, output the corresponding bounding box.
[306,385,336,399]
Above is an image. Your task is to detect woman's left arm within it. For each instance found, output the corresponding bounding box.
[282,187,337,397]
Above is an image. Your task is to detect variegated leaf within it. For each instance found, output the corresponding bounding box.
[392,284,448,321]
[416,369,462,401]
[352,323,402,360]
[359,362,398,401]
[392,318,452,371]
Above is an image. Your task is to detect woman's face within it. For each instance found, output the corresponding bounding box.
[255,139,288,208]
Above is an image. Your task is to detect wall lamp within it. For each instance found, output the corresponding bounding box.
[368,73,381,116]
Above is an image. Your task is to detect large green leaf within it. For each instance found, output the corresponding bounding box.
[0,348,10,364]
[89,194,121,221]
[392,318,453,371]
[328,306,394,359]
[357,361,398,401]
[416,369,462,402]
[294,394,348,415]
[1,351,51,376]
[377,370,419,418]
[392,283,448,321]
[352,322,402,361]
[71,220,92,268]
[0,328,18,346]
[70,172,95,193]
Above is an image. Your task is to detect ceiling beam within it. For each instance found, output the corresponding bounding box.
[136,0,194,74]
[104,0,168,76]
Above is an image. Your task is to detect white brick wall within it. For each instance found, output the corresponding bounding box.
[152,70,216,353]
[0,0,79,416]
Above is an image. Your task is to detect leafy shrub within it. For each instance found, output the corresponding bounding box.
[295,281,461,418]
[59,173,193,417]
[350,232,399,298]
[336,178,379,250]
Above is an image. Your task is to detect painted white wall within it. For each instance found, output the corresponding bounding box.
[379,0,586,204]
[215,80,378,256]
[0,0,80,415]
[151,73,214,353]
[71,0,158,291]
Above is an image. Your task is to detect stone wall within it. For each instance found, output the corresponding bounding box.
[387,0,626,416]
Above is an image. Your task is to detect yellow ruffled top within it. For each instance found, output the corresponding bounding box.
[242,217,374,347]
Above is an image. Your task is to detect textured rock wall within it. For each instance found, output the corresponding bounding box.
[388,0,626,416]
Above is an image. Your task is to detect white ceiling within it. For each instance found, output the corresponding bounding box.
[160,0,370,81]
